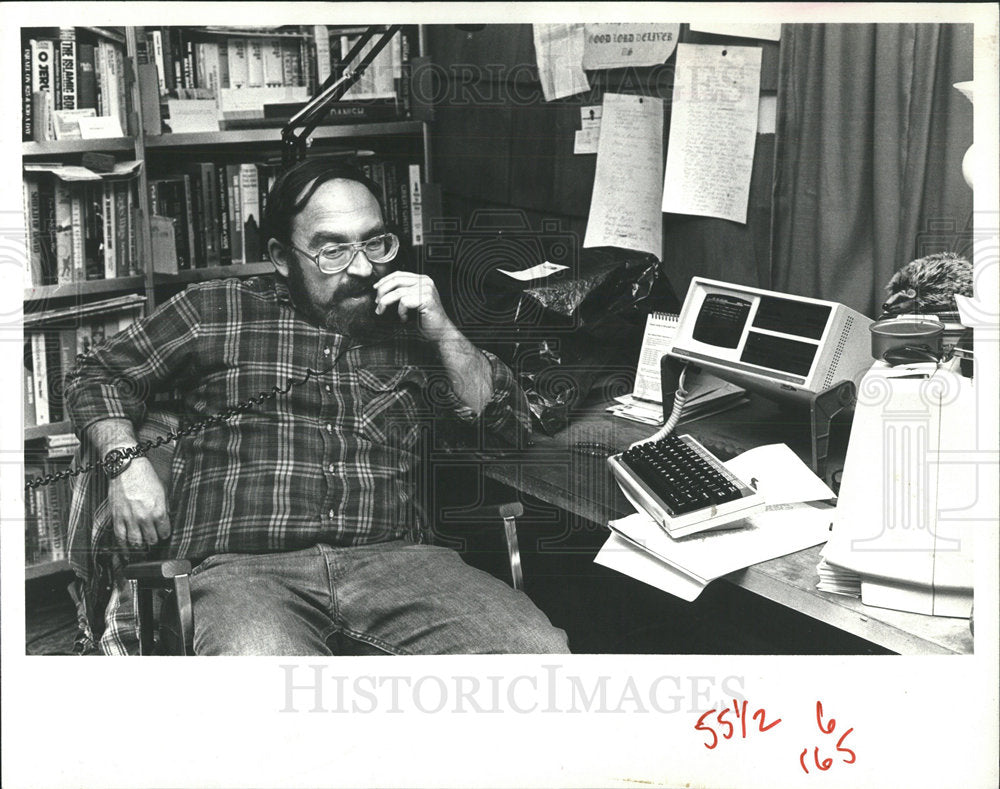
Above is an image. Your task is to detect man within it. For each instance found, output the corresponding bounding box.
[64,159,569,656]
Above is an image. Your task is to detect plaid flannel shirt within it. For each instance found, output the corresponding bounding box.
[64,275,530,655]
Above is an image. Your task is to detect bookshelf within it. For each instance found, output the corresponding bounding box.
[21,23,432,593]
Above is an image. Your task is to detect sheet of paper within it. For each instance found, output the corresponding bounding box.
[166,99,221,133]
[633,313,678,402]
[574,106,603,154]
[661,44,763,223]
[595,533,708,602]
[688,22,782,41]
[723,443,836,505]
[757,94,777,134]
[607,401,664,426]
[582,24,680,69]
[608,502,833,586]
[532,24,590,101]
[583,93,664,258]
[77,115,124,139]
[497,261,569,281]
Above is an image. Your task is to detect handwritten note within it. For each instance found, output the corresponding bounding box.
[661,44,762,224]
[582,23,680,69]
[532,24,590,101]
[574,105,602,154]
[584,93,663,259]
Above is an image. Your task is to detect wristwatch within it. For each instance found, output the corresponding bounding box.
[102,447,133,479]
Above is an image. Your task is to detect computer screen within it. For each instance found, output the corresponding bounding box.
[668,278,873,404]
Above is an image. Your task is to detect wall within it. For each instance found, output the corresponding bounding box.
[426,24,780,300]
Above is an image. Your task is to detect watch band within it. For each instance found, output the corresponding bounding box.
[102,447,134,479]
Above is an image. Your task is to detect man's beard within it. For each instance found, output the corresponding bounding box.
[285,259,397,341]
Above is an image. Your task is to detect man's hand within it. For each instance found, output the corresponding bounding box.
[373,272,455,343]
[108,457,171,550]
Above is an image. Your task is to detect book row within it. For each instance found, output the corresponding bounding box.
[24,305,144,427]
[22,26,129,142]
[149,157,426,273]
[25,457,72,566]
[22,172,141,288]
[138,25,418,133]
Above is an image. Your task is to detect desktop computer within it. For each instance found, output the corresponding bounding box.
[665,277,874,405]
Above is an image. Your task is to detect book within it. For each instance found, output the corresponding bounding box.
[247,38,264,87]
[53,180,75,284]
[216,164,232,265]
[30,332,50,425]
[76,42,97,110]
[23,178,43,287]
[31,38,56,139]
[23,342,36,427]
[227,37,249,89]
[225,164,244,263]
[102,181,116,279]
[22,37,33,140]
[408,163,424,247]
[239,163,261,263]
[82,182,103,280]
[58,28,77,111]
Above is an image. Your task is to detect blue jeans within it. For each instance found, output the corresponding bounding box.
[188,541,570,655]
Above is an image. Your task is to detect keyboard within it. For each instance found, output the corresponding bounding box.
[607,433,765,538]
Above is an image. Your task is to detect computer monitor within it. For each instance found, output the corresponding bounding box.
[667,278,873,406]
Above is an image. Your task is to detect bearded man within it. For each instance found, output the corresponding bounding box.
[64,159,569,656]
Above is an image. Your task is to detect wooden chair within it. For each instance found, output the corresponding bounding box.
[103,410,525,655]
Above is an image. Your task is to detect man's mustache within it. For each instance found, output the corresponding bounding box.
[336,275,378,299]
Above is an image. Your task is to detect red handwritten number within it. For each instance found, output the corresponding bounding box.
[733,699,748,739]
[816,701,835,734]
[836,728,857,764]
[752,707,783,732]
[801,701,856,774]
[813,748,833,771]
[717,707,735,740]
[695,710,718,750]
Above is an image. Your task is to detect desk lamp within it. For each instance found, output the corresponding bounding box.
[280,25,401,169]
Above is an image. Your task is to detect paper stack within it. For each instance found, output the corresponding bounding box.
[596,444,836,600]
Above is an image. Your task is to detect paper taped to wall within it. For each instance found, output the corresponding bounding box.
[661,44,762,224]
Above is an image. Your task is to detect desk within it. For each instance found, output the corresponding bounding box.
[481,397,973,655]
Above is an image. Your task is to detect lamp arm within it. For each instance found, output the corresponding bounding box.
[281,24,402,168]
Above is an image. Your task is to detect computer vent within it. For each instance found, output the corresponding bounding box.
[824,315,855,389]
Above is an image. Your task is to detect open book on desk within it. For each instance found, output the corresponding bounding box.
[608,312,749,426]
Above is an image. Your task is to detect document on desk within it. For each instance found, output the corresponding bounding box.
[532,24,591,101]
[597,503,834,601]
[583,93,664,259]
[661,44,762,224]
[723,443,836,506]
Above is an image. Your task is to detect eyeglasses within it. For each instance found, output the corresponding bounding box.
[286,232,400,274]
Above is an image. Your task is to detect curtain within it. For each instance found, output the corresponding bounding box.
[771,24,973,318]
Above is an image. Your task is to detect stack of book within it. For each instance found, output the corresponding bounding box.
[21,26,129,142]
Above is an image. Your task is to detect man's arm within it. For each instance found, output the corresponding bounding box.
[374,271,531,445]
[65,288,201,549]
[89,419,171,549]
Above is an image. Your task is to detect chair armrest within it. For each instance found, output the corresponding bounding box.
[123,559,194,656]
[124,559,192,586]
[460,501,524,592]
